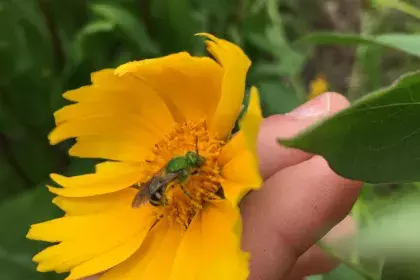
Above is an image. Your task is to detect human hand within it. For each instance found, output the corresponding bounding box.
[82,93,361,280]
[241,92,362,279]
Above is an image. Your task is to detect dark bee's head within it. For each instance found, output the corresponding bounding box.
[185,151,205,167]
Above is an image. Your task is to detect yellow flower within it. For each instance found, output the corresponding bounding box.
[308,74,328,100]
[26,33,263,280]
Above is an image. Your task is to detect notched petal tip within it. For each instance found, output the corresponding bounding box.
[36,262,52,272]
[47,185,64,195]
[114,60,139,77]
[196,32,251,67]
[48,129,61,146]
[26,221,58,244]
[51,196,61,207]
[49,173,64,184]
[201,33,252,139]
[26,226,37,241]
[114,52,192,78]
[195,32,218,41]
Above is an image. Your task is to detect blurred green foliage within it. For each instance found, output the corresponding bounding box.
[1,0,420,279]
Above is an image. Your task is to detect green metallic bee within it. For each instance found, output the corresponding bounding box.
[131,141,206,208]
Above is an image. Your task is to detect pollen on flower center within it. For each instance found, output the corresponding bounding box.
[144,119,224,230]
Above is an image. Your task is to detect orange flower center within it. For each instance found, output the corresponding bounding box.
[144,119,224,230]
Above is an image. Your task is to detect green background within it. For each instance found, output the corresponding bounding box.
[1,0,420,279]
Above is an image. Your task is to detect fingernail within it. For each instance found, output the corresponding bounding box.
[286,93,331,119]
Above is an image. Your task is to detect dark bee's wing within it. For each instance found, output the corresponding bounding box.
[131,180,153,208]
[153,172,181,191]
[162,172,181,184]
[131,166,166,208]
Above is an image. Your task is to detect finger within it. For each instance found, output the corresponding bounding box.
[287,216,356,279]
[258,92,350,179]
[241,157,363,280]
[271,157,362,254]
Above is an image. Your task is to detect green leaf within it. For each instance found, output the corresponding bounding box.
[0,186,62,279]
[90,2,159,55]
[8,137,62,185]
[0,154,27,200]
[323,265,367,280]
[8,0,50,40]
[307,275,324,280]
[257,80,301,117]
[71,20,117,64]
[166,0,197,50]
[375,0,420,20]
[297,32,420,58]
[150,0,201,54]
[329,193,420,279]
[279,71,420,183]
[78,20,116,37]
[0,158,96,279]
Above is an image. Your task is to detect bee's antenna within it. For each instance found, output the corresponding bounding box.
[195,136,199,155]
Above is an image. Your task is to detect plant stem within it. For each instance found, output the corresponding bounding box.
[290,75,307,102]
[266,0,306,101]
[377,0,420,19]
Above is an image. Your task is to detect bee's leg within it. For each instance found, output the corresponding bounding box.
[161,194,168,205]
[130,182,142,190]
[180,170,192,198]
[179,183,192,199]
[178,169,189,182]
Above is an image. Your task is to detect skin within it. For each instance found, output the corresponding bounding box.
[241,92,362,280]
[83,92,362,280]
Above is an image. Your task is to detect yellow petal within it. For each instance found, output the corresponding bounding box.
[28,206,155,274]
[169,200,249,280]
[239,86,263,161]
[220,179,250,206]
[53,188,137,215]
[54,96,170,135]
[66,219,157,280]
[218,131,247,167]
[48,161,146,197]
[221,86,263,201]
[197,33,251,140]
[27,205,153,243]
[68,135,154,162]
[115,52,223,124]
[221,151,261,186]
[49,115,158,146]
[101,218,182,280]
[51,68,176,163]
[64,69,175,129]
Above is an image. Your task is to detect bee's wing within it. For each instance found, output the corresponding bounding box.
[131,180,152,208]
[131,166,166,208]
[153,172,181,192]
[160,172,181,185]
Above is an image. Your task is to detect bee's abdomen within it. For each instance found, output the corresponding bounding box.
[150,198,161,207]
[152,192,162,201]
[149,190,164,206]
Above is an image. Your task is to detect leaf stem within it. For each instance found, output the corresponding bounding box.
[318,242,380,280]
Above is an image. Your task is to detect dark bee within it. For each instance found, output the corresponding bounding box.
[131,138,205,208]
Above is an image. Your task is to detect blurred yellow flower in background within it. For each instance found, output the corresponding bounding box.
[26,33,263,280]
[309,74,329,99]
